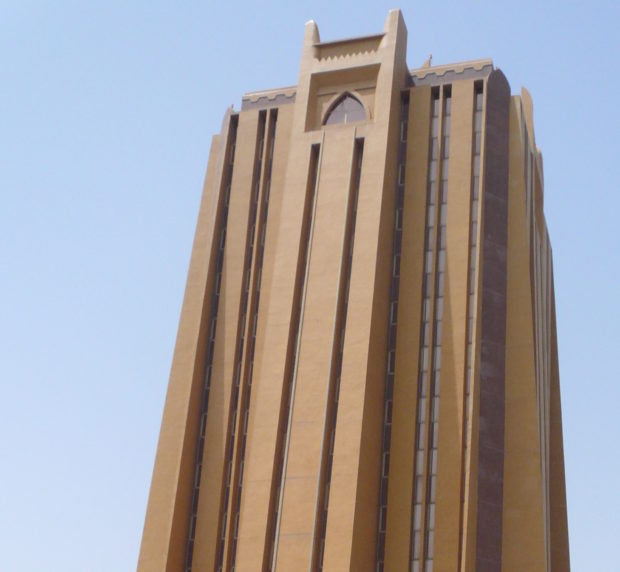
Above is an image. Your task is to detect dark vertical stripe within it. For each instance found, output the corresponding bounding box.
[185,114,239,572]
[265,144,321,571]
[475,69,510,572]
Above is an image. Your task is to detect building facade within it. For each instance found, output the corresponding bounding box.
[138,11,570,572]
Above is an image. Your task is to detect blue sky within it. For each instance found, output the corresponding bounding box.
[1,1,618,570]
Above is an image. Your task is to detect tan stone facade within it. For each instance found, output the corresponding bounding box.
[138,10,570,572]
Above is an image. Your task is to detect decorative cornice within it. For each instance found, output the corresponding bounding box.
[410,59,494,86]
[241,88,296,111]
[314,33,383,62]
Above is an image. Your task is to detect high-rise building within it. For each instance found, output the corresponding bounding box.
[138,10,569,572]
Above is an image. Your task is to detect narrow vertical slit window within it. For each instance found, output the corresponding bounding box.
[410,86,452,572]
[420,84,451,572]
[410,89,439,572]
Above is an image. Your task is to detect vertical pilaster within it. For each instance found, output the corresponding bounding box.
[434,79,475,572]
[192,111,261,570]
[501,95,547,572]
[383,86,430,572]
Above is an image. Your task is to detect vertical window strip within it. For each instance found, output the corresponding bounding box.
[410,89,441,572]
[216,111,268,572]
[266,144,321,571]
[375,92,409,572]
[422,88,451,572]
[459,82,483,569]
[185,115,239,572]
[316,138,364,571]
[227,110,277,570]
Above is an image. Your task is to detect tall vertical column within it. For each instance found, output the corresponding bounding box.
[434,79,476,572]
[191,111,261,571]
[383,86,431,571]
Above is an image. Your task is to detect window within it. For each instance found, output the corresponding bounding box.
[413,503,422,529]
[393,253,401,277]
[390,301,398,325]
[428,181,437,205]
[427,504,436,528]
[400,119,408,142]
[382,452,390,477]
[422,322,430,347]
[324,94,366,125]
[395,207,403,231]
[387,349,396,374]
[418,397,427,422]
[417,426,426,448]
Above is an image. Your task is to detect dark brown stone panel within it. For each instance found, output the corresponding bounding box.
[481,254,507,297]
[479,342,505,385]
[478,389,504,451]
[481,292,508,342]
[484,197,509,247]
[475,69,511,571]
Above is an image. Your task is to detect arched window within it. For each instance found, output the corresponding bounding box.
[324,94,366,125]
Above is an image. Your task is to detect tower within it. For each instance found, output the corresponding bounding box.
[138,11,570,572]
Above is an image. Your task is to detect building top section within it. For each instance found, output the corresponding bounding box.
[240,8,498,146]
[241,58,494,111]
[239,10,496,112]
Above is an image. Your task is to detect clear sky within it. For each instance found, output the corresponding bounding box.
[1,1,618,570]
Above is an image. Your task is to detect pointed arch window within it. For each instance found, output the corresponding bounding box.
[324,94,366,125]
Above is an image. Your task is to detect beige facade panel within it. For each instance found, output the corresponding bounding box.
[276,130,357,568]
[433,78,475,572]
[502,96,547,572]
[221,108,273,570]
[383,86,430,571]
[192,111,260,571]
[234,104,304,571]
[139,10,570,572]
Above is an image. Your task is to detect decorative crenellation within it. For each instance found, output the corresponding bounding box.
[242,89,296,111]
[314,33,383,62]
[410,60,493,86]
